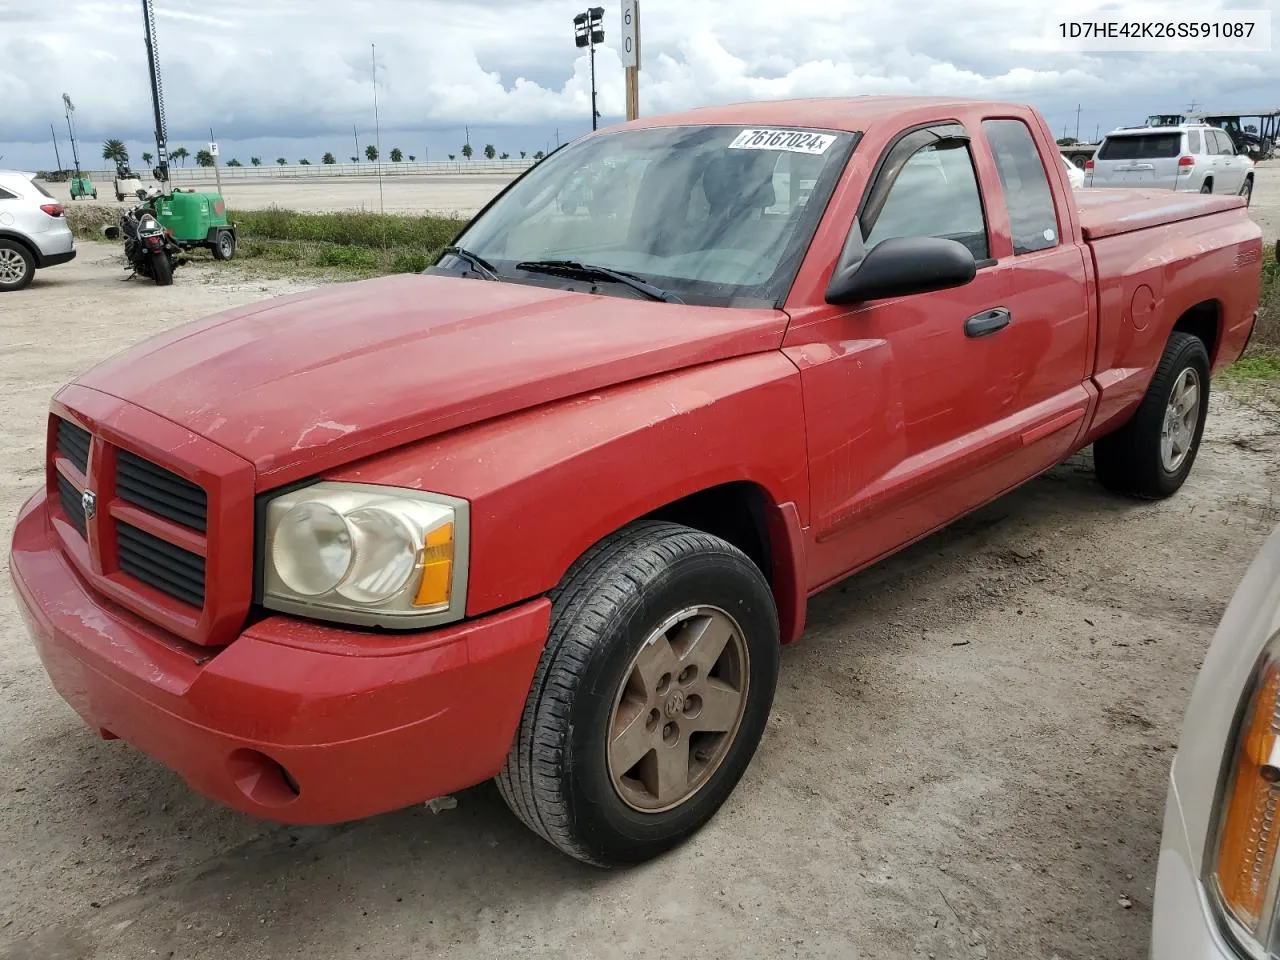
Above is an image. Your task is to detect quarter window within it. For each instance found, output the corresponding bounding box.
[1187,130,1202,154]
[0,186,15,201]
[982,119,1059,255]
[862,141,989,261]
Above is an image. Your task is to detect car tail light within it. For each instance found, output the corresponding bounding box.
[39,203,65,217]
[1211,635,1280,952]
[1083,159,1094,171]
[1178,156,1196,168]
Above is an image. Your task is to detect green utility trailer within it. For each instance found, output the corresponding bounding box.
[69,176,97,200]
[152,189,237,260]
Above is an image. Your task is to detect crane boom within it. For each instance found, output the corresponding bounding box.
[141,0,170,186]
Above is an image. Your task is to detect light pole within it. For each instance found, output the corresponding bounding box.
[574,6,604,131]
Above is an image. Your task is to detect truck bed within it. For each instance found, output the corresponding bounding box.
[1075,188,1248,240]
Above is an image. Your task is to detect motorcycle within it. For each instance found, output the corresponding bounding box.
[104,188,183,286]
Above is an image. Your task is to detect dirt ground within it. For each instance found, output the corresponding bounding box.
[1,234,1279,960]
[41,161,1280,227]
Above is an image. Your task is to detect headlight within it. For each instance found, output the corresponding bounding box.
[1210,632,1280,957]
[262,482,469,629]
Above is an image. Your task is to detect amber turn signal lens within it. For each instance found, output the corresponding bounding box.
[414,522,454,609]
[1216,662,1280,930]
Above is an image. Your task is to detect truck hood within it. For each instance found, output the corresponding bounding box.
[72,273,788,487]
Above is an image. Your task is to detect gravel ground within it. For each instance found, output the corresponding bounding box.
[41,161,1280,231]
[1,217,1278,960]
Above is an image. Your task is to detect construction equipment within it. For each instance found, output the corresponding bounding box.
[62,94,97,200]
[132,0,237,260]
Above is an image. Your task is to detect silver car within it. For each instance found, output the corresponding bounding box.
[0,170,76,292]
[1085,125,1255,203]
[1151,519,1280,958]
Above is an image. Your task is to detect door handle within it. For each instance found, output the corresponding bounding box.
[964,307,1011,338]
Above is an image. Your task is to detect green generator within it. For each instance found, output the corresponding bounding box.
[69,177,97,200]
[151,189,237,260]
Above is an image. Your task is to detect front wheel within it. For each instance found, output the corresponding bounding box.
[150,252,174,286]
[497,521,780,866]
[1239,177,1253,206]
[1093,332,1210,499]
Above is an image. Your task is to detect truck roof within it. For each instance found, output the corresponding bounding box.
[628,96,1035,134]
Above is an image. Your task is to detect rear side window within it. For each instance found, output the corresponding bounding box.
[981,119,1059,255]
[0,187,15,201]
[1187,130,1202,154]
[1097,134,1182,160]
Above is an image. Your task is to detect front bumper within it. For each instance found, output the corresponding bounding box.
[1151,777,1244,959]
[10,488,549,824]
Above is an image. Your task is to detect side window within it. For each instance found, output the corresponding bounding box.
[981,119,1059,255]
[0,187,15,201]
[1187,130,1202,154]
[1218,132,1237,155]
[862,142,989,261]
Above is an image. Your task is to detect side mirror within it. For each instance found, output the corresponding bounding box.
[825,236,977,305]
[103,225,121,240]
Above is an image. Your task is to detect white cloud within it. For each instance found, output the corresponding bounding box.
[2,0,1277,166]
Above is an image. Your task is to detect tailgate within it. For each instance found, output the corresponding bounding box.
[1076,188,1248,240]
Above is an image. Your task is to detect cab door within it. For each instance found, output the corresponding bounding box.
[785,118,1092,590]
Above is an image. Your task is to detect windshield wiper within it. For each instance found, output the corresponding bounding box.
[441,245,501,281]
[514,259,682,304]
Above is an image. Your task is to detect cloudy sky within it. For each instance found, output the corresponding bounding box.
[1,0,1276,170]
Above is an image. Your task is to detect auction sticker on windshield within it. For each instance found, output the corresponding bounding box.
[728,129,837,155]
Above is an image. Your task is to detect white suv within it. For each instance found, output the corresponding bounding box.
[1085,125,1254,204]
[0,170,76,291]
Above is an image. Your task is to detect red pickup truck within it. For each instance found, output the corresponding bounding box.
[11,97,1262,867]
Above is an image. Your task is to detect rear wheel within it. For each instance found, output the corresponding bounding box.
[1093,332,1210,499]
[497,521,780,866]
[1240,177,1253,206]
[0,240,34,292]
[150,252,174,286]
[1199,180,1213,194]
[211,230,236,261]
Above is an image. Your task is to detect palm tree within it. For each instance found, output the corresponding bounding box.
[461,143,473,160]
[390,147,403,162]
[195,148,215,168]
[350,156,359,163]
[299,158,311,165]
[101,139,128,163]
[171,146,189,167]
[276,157,287,165]
[250,157,262,167]
[520,151,527,159]
[500,152,510,160]
[448,154,456,161]
[226,158,243,166]
[533,150,545,160]
[483,144,496,160]
[365,145,379,162]
[322,152,336,165]
[408,154,416,161]
[141,151,153,166]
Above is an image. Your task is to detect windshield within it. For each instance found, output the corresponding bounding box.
[444,124,858,306]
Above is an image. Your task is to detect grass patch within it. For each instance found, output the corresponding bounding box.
[231,208,464,250]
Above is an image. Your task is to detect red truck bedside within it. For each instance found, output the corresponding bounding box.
[10,97,1263,866]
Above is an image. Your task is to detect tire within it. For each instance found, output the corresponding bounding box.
[1093,332,1211,499]
[115,192,124,202]
[0,239,35,292]
[211,230,236,261]
[1070,154,1087,170]
[1239,177,1253,207]
[1199,180,1213,194]
[150,252,173,286]
[497,521,780,866]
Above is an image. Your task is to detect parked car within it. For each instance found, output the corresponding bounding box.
[1062,153,1085,188]
[0,170,76,292]
[1150,520,1280,959]
[1086,125,1255,203]
[10,97,1262,867]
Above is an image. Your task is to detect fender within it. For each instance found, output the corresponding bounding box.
[327,351,811,629]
